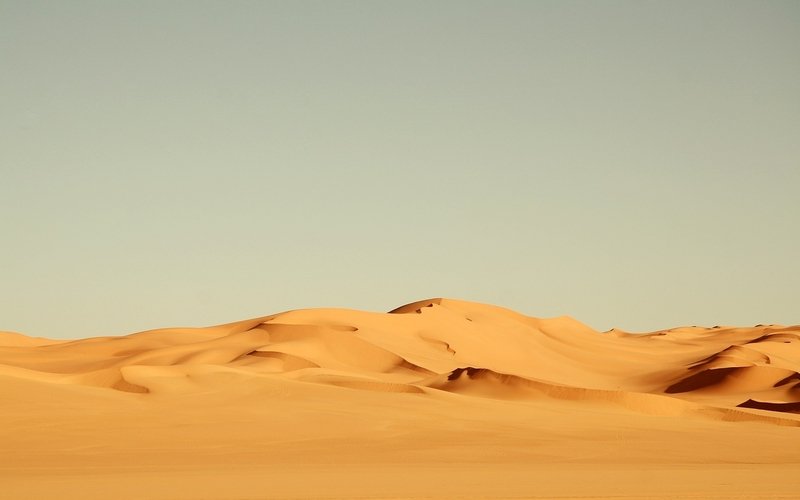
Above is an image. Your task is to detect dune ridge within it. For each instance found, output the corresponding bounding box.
[2,298,798,419]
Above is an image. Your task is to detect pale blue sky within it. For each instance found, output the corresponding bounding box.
[1,1,798,338]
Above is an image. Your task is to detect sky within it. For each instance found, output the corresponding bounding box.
[1,1,798,338]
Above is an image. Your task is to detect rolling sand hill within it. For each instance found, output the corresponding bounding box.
[1,298,799,499]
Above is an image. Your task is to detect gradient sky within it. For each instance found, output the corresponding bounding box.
[2,1,798,338]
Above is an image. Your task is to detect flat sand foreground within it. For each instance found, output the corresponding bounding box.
[5,464,800,499]
[1,299,799,499]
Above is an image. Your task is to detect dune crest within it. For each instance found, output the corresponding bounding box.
[1,298,798,422]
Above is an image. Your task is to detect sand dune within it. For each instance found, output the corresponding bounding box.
[1,298,799,499]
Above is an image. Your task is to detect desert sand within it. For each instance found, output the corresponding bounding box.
[1,298,799,499]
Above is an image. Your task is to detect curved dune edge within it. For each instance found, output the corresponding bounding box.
[423,367,800,427]
[1,298,799,426]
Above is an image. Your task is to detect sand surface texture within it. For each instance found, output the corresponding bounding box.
[2,298,799,499]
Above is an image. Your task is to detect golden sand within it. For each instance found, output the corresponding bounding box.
[2,298,798,499]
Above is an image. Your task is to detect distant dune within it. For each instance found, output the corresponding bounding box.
[2,298,799,499]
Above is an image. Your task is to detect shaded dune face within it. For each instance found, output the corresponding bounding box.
[664,366,799,394]
[0,298,798,425]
